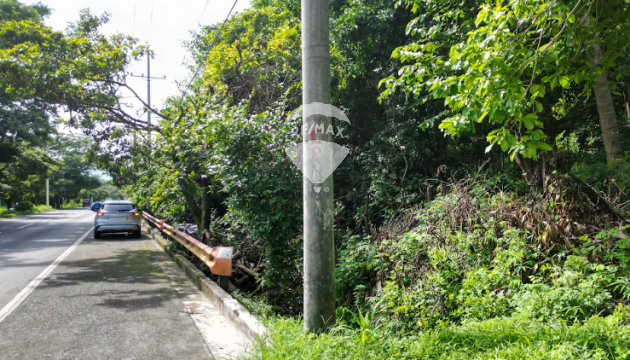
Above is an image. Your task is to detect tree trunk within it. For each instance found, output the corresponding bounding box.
[513,154,543,193]
[590,42,623,162]
[200,176,212,243]
[178,177,201,225]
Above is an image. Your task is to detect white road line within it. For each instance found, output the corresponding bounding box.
[17,224,32,229]
[42,219,52,223]
[0,226,94,325]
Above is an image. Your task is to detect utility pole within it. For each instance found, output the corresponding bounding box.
[46,179,49,206]
[129,50,165,147]
[302,0,335,333]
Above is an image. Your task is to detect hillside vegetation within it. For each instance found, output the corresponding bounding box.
[240,173,630,358]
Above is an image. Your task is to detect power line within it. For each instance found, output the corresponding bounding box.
[147,0,157,44]
[129,51,166,147]
[199,0,211,24]
[149,0,156,29]
[181,0,239,99]
[132,0,137,36]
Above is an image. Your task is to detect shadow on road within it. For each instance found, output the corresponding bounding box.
[37,237,176,311]
[0,229,144,269]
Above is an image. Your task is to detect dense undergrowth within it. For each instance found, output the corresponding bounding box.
[335,176,630,331]
[237,172,630,359]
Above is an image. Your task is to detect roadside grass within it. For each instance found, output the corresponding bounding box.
[0,205,55,218]
[243,310,630,360]
[62,200,81,209]
[231,290,275,318]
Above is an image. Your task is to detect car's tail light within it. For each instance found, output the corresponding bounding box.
[97,212,103,217]
[134,212,140,217]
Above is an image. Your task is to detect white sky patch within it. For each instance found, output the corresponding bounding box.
[22,0,251,117]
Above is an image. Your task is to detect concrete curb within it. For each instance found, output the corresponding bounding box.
[143,224,266,342]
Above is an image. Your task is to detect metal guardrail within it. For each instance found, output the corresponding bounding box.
[143,212,233,276]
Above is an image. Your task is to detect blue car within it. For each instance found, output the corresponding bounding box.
[90,202,102,212]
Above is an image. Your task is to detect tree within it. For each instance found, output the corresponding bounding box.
[47,135,101,208]
[0,0,54,166]
[589,41,623,162]
[0,8,152,138]
[0,2,160,208]
[0,142,55,208]
[0,0,49,23]
[79,182,124,202]
[382,0,629,189]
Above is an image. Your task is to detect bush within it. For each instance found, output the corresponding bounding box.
[334,178,630,333]
[571,157,630,217]
[33,205,53,212]
[512,256,618,322]
[15,201,34,212]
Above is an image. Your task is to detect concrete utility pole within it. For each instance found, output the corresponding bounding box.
[46,179,49,206]
[302,0,335,333]
[147,52,152,128]
[129,50,165,147]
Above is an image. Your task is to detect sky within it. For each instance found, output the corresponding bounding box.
[22,0,251,123]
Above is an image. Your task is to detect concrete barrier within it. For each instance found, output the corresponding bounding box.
[143,224,265,342]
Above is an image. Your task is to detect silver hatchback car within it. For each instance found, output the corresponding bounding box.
[94,200,142,239]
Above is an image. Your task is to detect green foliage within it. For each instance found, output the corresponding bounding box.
[0,0,134,210]
[47,135,102,208]
[571,156,630,212]
[1,6,627,358]
[243,309,630,360]
[335,180,630,333]
[111,4,306,307]
[0,1,149,183]
[80,181,123,202]
[0,142,55,205]
[230,290,275,318]
[606,225,630,270]
[335,235,378,305]
[382,0,630,160]
[512,256,618,322]
[14,200,32,211]
[0,134,102,209]
[213,109,303,291]
[0,204,53,218]
[0,0,49,23]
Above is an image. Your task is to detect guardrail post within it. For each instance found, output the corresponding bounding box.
[218,276,228,290]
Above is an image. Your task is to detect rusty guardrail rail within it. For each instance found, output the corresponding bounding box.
[143,212,233,276]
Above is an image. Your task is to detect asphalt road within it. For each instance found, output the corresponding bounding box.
[0,208,94,309]
[0,208,214,359]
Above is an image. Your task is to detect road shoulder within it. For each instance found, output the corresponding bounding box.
[0,234,216,359]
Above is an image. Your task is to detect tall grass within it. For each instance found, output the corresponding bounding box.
[243,309,630,360]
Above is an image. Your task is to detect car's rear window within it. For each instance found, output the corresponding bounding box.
[102,203,135,211]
